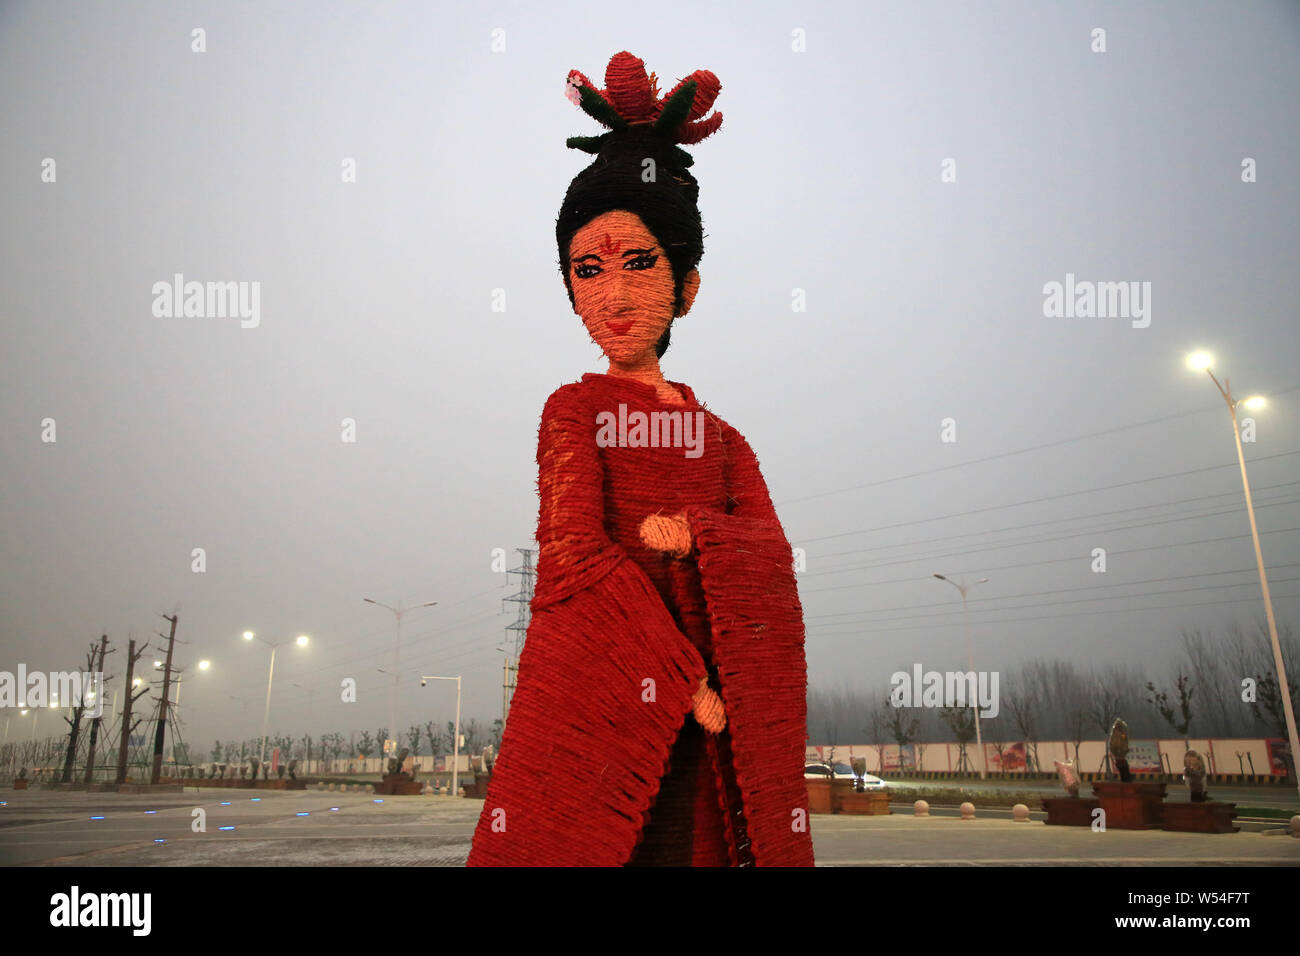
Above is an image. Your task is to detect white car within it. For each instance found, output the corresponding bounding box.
[804,762,889,790]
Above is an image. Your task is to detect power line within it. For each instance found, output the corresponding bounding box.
[798,496,1300,576]
[796,456,1300,547]
[776,387,1300,508]
[807,591,1300,637]
[805,564,1300,622]
[799,524,1300,594]
[807,575,1300,632]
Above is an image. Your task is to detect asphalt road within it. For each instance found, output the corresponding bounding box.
[2,787,1297,866]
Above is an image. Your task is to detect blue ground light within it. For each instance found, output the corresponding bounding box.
[90,816,104,820]
[218,826,235,831]
[220,801,231,806]
[295,812,309,816]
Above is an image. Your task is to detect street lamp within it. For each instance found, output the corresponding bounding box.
[1187,350,1299,796]
[364,597,437,761]
[421,675,462,798]
[242,630,311,767]
[934,573,990,779]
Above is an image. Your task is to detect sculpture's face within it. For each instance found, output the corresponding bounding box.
[567,209,694,364]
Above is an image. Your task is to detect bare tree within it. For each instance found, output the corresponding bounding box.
[1047,661,1090,765]
[940,706,976,773]
[425,720,445,757]
[886,700,920,774]
[867,699,889,773]
[1181,628,1235,737]
[60,643,100,783]
[1087,667,1126,775]
[1004,664,1042,773]
[1145,674,1194,753]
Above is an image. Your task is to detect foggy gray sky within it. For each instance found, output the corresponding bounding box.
[2,0,1298,750]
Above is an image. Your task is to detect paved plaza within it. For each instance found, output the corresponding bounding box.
[2,788,1297,866]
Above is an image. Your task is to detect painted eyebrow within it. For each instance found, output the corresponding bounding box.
[622,248,656,257]
[571,254,602,263]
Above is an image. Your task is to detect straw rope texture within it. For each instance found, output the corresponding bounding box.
[466,374,814,866]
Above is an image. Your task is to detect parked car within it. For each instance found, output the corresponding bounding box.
[804,762,888,790]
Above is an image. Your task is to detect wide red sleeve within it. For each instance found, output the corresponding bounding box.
[680,416,816,866]
[466,385,711,866]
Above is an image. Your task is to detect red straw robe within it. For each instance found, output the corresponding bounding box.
[467,373,814,866]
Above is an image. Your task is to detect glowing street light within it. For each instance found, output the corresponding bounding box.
[242,630,312,766]
[1186,351,1298,796]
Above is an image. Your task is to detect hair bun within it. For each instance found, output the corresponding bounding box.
[564,51,723,168]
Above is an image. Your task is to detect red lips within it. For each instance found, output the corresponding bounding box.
[607,320,634,335]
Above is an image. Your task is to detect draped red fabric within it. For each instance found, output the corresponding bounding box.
[466,374,814,866]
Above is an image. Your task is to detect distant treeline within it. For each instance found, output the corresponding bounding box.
[809,620,1297,747]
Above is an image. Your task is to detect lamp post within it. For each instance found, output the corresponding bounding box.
[364,598,437,761]
[421,675,462,797]
[1187,351,1299,796]
[933,573,990,779]
[242,631,309,767]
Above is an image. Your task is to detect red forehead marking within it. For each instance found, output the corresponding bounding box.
[600,233,621,256]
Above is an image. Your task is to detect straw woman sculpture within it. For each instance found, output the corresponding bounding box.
[467,51,814,867]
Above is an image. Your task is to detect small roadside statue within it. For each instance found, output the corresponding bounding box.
[1108,717,1133,782]
[1183,750,1209,802]
[1054,759,1081,798]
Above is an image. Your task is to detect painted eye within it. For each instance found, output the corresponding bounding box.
[624,255,658,271]
[574,263,601,279]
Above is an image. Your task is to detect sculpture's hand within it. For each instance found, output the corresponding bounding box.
[691,677,726,734]
[639,512,692,558]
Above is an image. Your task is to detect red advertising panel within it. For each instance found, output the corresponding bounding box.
[1266,738,1292,776]
[984,741,1026,772]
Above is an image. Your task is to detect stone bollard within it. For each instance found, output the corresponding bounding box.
[1291,815,1300,838]
[960,802,976,820]
[1012,803,1030,822]
[913,799,930,817]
